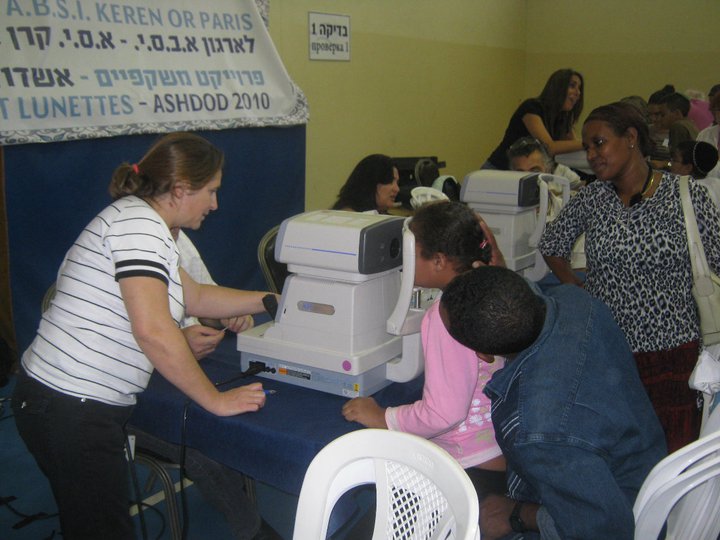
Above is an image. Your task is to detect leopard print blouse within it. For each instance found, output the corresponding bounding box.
[539,172,720,352]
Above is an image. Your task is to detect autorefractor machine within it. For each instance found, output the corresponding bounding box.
[460,170,570,281]
[237,210,426,397]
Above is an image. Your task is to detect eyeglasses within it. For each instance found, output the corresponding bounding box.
[507,138,548,156]
[508,138,542,149]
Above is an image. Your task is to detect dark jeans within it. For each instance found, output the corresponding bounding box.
[464,466,507,501]
[127,427,261,539]
[12,370,136,540]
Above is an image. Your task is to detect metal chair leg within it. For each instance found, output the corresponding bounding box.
[135,451,183,540]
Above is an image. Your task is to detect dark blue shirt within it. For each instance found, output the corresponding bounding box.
[485,284,667,539]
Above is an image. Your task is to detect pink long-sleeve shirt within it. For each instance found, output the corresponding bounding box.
[385,299,503,468]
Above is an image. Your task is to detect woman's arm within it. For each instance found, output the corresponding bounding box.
[523,114,583,157]
[181,268,272,319]
[385,306,480,437]
[543,255,583,286]
[120,276,266,416]
[539,187,588,281]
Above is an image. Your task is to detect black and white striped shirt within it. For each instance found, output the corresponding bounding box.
[22,196,184,406]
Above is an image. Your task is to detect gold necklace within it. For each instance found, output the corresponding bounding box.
[627,166,655,207]
[641,170,656,196]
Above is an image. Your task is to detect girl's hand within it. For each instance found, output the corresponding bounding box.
[475,217,507,268]
[342,397,388,428]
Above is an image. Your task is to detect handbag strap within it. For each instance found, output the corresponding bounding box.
[679,175,715,297]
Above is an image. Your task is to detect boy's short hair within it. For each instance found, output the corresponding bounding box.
[440,267,545,356]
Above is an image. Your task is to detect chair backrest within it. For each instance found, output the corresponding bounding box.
[634,408,720,540]
[257,225,289,294]
[292,429,480,540]
[414,158,440,187]
[41,282,56,313]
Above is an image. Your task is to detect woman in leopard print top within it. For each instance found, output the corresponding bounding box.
[540,101,720,452]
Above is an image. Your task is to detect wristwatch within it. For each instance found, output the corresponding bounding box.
[509,501,527,533]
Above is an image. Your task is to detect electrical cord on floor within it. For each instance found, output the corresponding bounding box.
[179,399,190,540]
[0,494,59,530]
[1,398,58,534]
[136,502,166,540]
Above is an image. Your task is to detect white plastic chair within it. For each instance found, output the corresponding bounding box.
[633,404,720,540]
[409,186,449,209]
[292,429,480,540]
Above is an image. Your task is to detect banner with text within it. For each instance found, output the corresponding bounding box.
[0,0,308,145]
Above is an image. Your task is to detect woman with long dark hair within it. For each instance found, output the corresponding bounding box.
[483,69,585,170]
[332,153,399,213]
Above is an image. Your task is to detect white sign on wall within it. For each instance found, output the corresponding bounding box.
[308,12,350,61]
[0,0,308,145]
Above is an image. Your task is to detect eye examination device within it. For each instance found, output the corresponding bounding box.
[461,169,570,280]
[237,210,425,397]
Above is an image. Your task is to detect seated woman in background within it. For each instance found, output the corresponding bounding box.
[331,153,399,213]
[647,84,676,166]
[482,69,584,170]
[671,140,720,205]
[540,102,720,453]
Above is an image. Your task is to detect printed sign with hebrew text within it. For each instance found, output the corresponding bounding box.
[0,0,307,145]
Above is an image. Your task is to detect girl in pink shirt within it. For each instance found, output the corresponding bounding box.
[342,201,506,476]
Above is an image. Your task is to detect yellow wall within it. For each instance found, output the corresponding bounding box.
[269,0,527,210]
[269,0,720,211]
[525,0,720,117]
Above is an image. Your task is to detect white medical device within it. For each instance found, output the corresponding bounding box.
[237,210,425,397]
[556,150,592,175]
[461,170,570,280]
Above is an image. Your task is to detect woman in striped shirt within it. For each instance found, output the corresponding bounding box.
[12,132,274,539]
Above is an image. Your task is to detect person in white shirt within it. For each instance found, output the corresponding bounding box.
[12,132,279,539]
[173,228,253,359]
